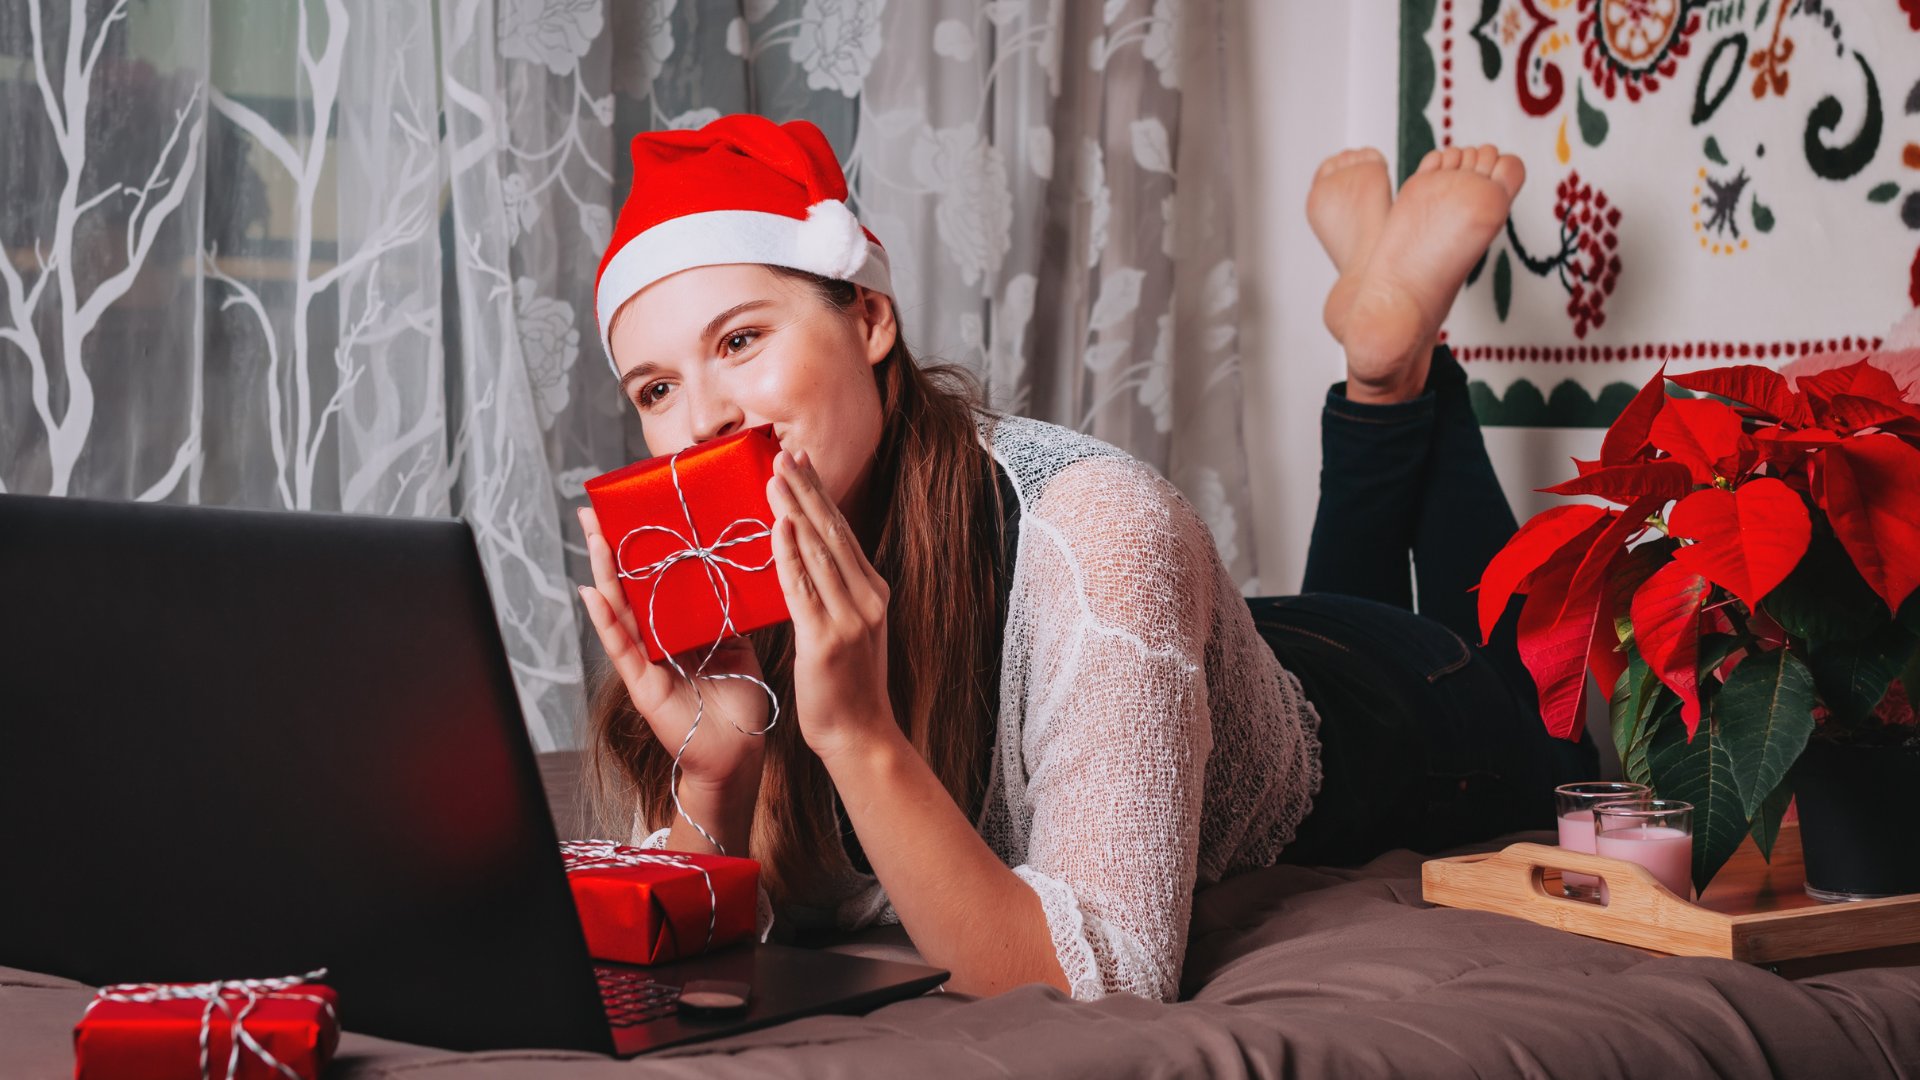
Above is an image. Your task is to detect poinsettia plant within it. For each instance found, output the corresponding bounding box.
[1478,358,1920,893]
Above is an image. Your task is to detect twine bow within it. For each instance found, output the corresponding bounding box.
[561,840,719,956]
[611,445,780,854]
[84,969,334,1080]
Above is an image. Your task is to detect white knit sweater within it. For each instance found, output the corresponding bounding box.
[643,415,1322,1002]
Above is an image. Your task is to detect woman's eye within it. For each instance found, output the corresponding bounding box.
[637,381,673,408]
[723,329,759,354]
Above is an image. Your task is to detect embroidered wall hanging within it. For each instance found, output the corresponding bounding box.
[1399,0,1920,426]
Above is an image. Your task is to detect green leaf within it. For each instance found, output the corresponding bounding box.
[1647,718,1747,894]
[1697,632,1745,680]
[1493,248,1512,322]
[1867,182,1901,204]
[1612,653,1656,762]
[1751,197,1775,233]
[1714,647,1817,819]
[1577,82,1611,147]
[1807,620,1915,727]
[1471,0,1503,80]
[1764,530,1890,644]
[1748,778,1793,862]
[1705,135,1728,165]
[1474,31,1502,82]
[1612,652,1672,787]
[1754,0,1770,29]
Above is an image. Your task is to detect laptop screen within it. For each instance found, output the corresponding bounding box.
[0,494,613,1053]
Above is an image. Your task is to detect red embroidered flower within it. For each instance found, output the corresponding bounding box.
[1579,0,1703,102]
[1554,172,1623,339]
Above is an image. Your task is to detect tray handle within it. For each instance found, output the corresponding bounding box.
[1422,842,1732,957]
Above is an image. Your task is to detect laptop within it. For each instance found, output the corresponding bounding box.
[0,493,948,1056]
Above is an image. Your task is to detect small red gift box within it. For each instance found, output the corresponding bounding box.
[561,841,760,965]
[73,972,338,1080]
[585,424,789,662]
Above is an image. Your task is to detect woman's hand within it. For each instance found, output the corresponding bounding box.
[575,506,771,792]
[767,448,900,763]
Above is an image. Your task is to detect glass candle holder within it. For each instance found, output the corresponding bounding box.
[1594,799,1695,901]
[1554,782,1650,900]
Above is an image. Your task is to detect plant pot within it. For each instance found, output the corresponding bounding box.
[1790,737,1920,901]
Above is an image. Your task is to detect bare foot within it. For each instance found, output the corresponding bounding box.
[1339,144,1525,404]
[1306,148,1393,340]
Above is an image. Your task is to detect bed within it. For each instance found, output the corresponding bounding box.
[7,754,1917,1078]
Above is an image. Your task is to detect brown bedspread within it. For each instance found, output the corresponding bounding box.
[6,838,1918,1079]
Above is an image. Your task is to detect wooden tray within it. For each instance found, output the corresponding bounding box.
[1422,823,1920,971]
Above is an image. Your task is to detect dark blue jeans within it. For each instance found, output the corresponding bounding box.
[1255,346,1597,866]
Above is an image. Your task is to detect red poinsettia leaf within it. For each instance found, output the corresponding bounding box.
[1750,427,1841,448]
[1476,504,1611,644]
[1573,457,1605,476]
[1591,543,1670,702]
[1568,495,1668,611]
[1539,460,1694,504]
[1823,394,1920,437]
[1799,359,1911,417]
[1590,631,1629,706]
[1517,496,1667,742]
[1667,365,1809,424]
[1649,397,1745,484]
[1630,561,1712,739]
[1840,362,1907,405]
[1732,431,1761,481]
[1667,479,1813,611]
[1519,547,1599,742]
[1820,434,1920,614]
[1750,427,1838,485]
[1601,365,1669,465]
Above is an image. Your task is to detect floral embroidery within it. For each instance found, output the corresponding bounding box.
[1079,136,1112,267]
[909,122,1014,289]
[501,171,540,242]
[1177,465,1239,568]
[514,277,581,431]
[1141,0,1182,90]
[1579,0,1701,103]
[1553,171,1623,338]
[790,0,888,98]
[497,0,603,77]
[1140,311,1174,432]
[633,0,678,91]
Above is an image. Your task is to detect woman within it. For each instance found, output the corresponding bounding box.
[575,118,1590,1003]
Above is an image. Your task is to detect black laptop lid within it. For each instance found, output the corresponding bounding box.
[0,494,613,1054]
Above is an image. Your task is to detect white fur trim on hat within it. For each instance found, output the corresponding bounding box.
[793,200,870,282]
[597,207,892,368]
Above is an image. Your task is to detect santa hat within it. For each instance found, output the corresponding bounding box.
[594,115,893,370]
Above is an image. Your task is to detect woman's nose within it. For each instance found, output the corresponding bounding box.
[685,382,745,445]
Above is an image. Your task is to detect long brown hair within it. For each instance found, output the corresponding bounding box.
[586,270,1005,907]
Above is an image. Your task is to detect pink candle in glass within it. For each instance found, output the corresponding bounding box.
[1595,824,1692,899]
[1556,811,1599,891]
[1553,783,1647,901]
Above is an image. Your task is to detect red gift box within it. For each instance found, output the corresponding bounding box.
[73,972,338,1080]
[585,424,789,663]
[561,841,760,965]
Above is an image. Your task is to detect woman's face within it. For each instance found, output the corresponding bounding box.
[608,264,897,513]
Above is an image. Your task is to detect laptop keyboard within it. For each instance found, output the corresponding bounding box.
[595,966,681,1027]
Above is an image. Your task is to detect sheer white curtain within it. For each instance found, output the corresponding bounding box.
[0,0,1253,749]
